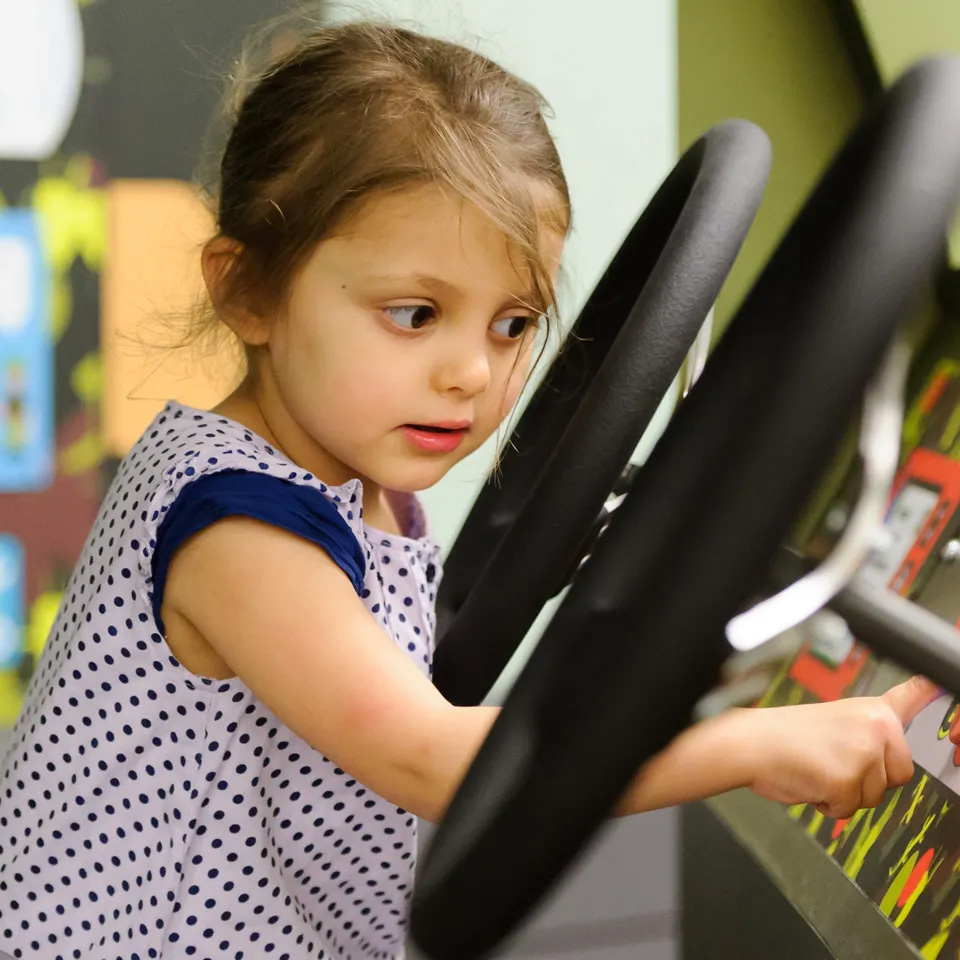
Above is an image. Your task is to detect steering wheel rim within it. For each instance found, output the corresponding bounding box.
[412,57,960,960]
[433,119,772,706]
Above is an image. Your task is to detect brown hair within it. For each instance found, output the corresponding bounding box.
[202,18,571,355]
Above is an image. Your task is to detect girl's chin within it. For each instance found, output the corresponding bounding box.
[360,432,488,491]
[377,470,451,494]
[374,459,462,494]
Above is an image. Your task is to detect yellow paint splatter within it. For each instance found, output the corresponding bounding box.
[756,663,794,708]
[806,810,825,838]
[827,811,864,857]
[889,812,937,877]
[903,775,929,826]
[60,429,108,477]
[29,156,108,342]
[70,352,102,407]
[921,889,960,959]
[941,404,960,454]
[880,851,918,916]
[843,788,902,880]
[68,350,106,472]
[938,703,959,740]
[28,591,62,661]
[903,359,960,454]
[0,671,23,727]
[921,930,949,958]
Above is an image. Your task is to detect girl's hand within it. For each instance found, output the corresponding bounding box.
[747,676,940,819]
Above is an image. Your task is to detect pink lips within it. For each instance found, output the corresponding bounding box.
[401,421,471,453]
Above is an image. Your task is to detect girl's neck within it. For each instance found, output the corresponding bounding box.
[212,377,403,537]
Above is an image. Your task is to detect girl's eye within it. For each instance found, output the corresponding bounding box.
[491,315,538,340]
[383,305,435,330]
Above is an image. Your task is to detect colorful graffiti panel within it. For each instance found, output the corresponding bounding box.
[760,353,960,959]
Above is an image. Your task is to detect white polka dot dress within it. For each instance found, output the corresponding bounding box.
[0,402,442,960]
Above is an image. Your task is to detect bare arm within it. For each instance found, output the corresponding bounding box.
[166,516,937,824]
[165,517,497,822]
[614,709,755,815]
[616,676,938,819]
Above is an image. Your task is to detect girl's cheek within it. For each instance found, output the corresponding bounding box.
[500,339,538,418]
[498,368,527,421]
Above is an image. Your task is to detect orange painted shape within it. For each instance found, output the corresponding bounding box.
[887,448,960,596]
[897,847,935,908]
[831,818,850,840]
[101,179,240,457]
[921,370,952,415]
[788,643,870,702]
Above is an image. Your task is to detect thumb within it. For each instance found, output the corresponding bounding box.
[883,675,943,727]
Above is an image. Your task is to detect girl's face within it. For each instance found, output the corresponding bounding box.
[248,182,564,493]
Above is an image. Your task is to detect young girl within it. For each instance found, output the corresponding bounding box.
[0,20,944,960]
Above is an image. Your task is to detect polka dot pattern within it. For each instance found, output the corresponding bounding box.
[0,402,441,959]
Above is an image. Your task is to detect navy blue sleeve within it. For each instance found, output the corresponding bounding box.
[151,470,366,634]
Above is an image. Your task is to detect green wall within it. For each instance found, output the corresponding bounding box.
[854,0,960,82]
[678,0,864,331]
[852,0,960,262]
[679,1,957,544]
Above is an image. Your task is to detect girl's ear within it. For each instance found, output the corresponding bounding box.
[201,236,271,346]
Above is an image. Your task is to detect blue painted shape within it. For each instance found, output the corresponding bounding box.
[0,535,24,669]
[0,210,52,492]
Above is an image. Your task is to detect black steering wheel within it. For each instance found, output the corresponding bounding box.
[433,120,772,706]
[412,57,960,960]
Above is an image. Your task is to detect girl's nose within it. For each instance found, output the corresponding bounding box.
[432,336,492,398]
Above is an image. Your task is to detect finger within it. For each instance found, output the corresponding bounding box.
[817,798,859,820]
[815,776,861,820]
[884,728,915,787]
[859,758,888,809]
[883,676,942,727]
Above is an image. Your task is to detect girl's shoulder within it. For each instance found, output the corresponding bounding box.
[121,400,366,548]
[121,401,438,553]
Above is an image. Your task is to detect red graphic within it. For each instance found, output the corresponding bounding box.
[899,848,936,908]
[0,411,100,605]
[788,644,871,703]
[920,369,952,416]
[888,448,960,596]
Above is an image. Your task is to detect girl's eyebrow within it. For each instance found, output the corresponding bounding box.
[364,273,540,309]
[365,273,461,293]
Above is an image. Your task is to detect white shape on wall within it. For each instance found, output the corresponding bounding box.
[0,0,85,160]
[0,237,32,334]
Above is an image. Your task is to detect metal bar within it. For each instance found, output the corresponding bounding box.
[770,548,960,693]
[697,791,922,960]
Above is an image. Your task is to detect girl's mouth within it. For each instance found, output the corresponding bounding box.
[401,423,470,453]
